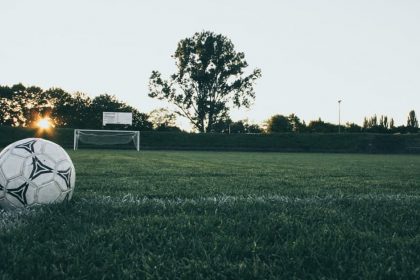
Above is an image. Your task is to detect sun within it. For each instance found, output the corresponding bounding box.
[37,118,52,129]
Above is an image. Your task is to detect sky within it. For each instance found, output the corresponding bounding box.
[1,0,419,130]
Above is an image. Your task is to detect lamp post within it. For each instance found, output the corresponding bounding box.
[338,100,342,133]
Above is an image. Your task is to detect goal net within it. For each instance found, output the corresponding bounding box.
[74,129,140,151]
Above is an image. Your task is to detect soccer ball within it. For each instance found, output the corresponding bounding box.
[0,138,76,210]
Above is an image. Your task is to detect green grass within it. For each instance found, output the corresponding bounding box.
[1,151,420,279]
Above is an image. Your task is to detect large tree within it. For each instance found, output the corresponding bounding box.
[149,31,261,132]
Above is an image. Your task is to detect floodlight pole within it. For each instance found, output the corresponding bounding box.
[338,100,342,133]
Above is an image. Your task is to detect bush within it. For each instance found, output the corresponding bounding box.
[0,126,419,153]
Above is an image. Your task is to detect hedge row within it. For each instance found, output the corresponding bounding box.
[1,126,420,153]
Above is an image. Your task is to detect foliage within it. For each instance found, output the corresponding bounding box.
[148,108,181,132]
[0,84,43,126]
[0,84,153,131]
[265,114,306,133]
[262,111,418,135]
[362,112,418,134]
[149,31,262,132]
[266,115,292,133]
[306,118,338,133]
[288,113,305,132]
[53,92,92,128]
[362,114,392,133]
[1,83,418,135]
[244,122,263,133]
[212,118,262,133]
[345,122,362,133]
[407,110,419,132]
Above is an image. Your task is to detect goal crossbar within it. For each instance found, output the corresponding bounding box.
[74,129,140,151]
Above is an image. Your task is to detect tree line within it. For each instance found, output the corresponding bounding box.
[0,83,418,134]
[264,113,418,134]
[0,84,156,131]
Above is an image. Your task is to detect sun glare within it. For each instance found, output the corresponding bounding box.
[37,118,52,129]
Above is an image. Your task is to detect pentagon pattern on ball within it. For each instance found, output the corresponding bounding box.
[0,138,76,209]
[37,181,63,204]
[43,141,72,162]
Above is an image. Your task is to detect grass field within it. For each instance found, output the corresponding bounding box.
[1,150,420,279]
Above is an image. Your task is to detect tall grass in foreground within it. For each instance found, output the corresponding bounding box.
[1,151,420,279]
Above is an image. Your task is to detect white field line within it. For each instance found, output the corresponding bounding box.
[83,193,420,207]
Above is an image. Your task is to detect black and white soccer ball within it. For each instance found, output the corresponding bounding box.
[0,138,75,209]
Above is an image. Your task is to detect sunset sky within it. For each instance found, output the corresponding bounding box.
[1,0,419,129]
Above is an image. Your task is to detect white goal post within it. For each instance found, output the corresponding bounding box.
[74,129,140,151]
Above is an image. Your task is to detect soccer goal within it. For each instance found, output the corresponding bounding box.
[74,129,140,151]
